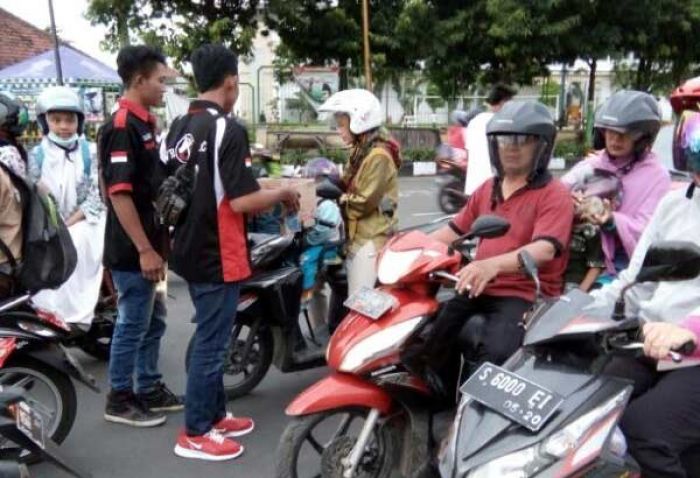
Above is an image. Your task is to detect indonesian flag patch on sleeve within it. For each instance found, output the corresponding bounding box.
[111,151,128,164]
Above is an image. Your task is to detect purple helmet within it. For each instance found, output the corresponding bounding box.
[303,157,340,182]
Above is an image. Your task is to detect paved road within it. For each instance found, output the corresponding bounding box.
[32,176,444,478]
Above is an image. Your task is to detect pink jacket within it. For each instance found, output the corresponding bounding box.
[563,151,671,273]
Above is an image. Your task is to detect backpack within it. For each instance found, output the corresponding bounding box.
[0,161,77,293]
[33,138,92,178]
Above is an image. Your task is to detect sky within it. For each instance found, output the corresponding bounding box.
[0,0,116,67]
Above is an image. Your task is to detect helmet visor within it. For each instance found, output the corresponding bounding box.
[673,110,700,172]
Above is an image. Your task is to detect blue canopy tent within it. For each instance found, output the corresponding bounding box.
[0,45,121,142]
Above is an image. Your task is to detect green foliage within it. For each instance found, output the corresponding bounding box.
[87,0,260,69]
[402,148,434,163]
[553,137,591,160]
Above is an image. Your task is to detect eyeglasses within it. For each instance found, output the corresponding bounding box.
[495,134,537,147]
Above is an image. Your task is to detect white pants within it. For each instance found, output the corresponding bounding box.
[32,216,106,325]
[346,241,378,296]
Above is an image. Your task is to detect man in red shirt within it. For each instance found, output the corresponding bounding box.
[407,100,573,391]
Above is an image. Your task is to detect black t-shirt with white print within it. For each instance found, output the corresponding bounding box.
[161,100,259,283]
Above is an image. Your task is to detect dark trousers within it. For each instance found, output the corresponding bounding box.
[185,282,240,436]
[605,358,700,478]
[402,294,532,394]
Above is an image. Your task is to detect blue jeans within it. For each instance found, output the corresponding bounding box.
[108,270,167,394]
[185,282,240,436]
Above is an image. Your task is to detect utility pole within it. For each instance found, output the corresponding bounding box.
[48,0,64,85]
[361,0,372,90]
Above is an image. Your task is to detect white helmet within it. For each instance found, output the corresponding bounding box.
[319,89,383,135]
[36,86,85,135]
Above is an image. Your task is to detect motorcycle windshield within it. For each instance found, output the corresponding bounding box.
[449,351,630,476]
[523,289,622,347]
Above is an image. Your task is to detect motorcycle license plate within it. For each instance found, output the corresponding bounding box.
[344,287,397,320]
[460,362,563,432]
[15,401,46,449]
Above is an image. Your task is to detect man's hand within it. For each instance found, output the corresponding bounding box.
[571,190,585,212]
[279,187,300,213]
[456,259,500,298]
[642,322,697,361]
[139,247,165,282]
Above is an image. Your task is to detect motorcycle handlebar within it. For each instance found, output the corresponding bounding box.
[608,339,696,363]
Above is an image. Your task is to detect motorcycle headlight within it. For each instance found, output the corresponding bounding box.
[339,317,424,373]
[466,390,629,478]
[377,249,421,285]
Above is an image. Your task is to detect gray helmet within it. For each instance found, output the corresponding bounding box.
[593,90,661,154]
[486,100,556,178]
[35,86,85,135]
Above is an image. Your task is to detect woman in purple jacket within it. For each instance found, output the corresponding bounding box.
[563,90,670,279]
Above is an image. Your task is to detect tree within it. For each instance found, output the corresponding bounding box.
[87,0,261,68]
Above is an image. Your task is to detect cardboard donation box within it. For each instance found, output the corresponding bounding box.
[257,178,317,228]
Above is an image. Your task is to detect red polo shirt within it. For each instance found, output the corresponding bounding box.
[450,174,574,301]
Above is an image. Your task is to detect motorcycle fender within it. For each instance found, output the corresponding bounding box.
[286,373,392,416]
[0,337,17,368]
[24,344,100,393]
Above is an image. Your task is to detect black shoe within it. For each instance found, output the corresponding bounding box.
[137,382,184,412]
[104,390,166,427]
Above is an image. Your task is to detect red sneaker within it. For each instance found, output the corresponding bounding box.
[213,412,255,437]
[174,429,244,461]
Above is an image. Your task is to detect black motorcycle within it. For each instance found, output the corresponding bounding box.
[0,386,91,477]
[184,180,348,399]
[438,241,700,477]
[0,293,99,463]
[435,144,468,215]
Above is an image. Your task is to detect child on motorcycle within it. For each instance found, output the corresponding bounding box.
[562,90,670,283]
[318,89,400,296]
[27,86,106,325]
[298,157,344,334]
[564,173,621,291]
[589,77,700,478]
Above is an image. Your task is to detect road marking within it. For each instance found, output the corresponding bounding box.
[412,212,445,217]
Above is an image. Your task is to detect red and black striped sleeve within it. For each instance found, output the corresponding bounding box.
[101,110,135,196]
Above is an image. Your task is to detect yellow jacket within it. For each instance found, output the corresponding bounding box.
[342,146,398,254]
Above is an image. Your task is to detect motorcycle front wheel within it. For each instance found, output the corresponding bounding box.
[0,355,77,464]
[276,407,400,478]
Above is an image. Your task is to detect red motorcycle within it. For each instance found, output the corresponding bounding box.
[275,216,510,478]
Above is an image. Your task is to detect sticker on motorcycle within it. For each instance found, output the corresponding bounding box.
[460,362,563,432]
[343,287,397,320]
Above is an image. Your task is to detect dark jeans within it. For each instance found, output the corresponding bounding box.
[108,270,166,393]
[185,282,240,436]
[402,294,532,393]
[605,358,700,478]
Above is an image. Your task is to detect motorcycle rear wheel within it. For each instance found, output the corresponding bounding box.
[276,407,400,478]
[0,355,77,464]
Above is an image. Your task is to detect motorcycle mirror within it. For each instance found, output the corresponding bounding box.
[465,215,510,240]
[636,241,700,283]
[316,178,343,200]
[614,241,700,320]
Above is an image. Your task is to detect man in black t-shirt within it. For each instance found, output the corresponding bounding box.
[100,46,182,429]
[163,44,298,462]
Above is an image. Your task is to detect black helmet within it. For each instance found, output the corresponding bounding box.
[0,92,29,138]
[593,90,661,155]
[486,100,556,178]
